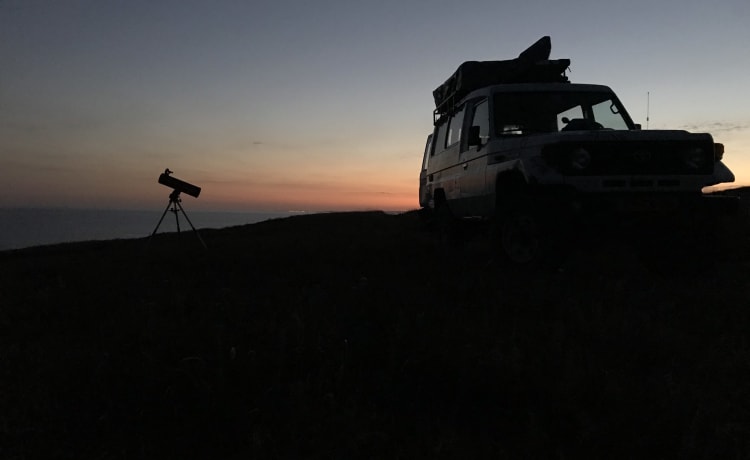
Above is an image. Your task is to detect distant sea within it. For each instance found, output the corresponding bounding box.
[0,208,294,251]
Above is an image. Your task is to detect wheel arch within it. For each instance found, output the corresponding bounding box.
[494,170,529,210]
[433,188,448,207]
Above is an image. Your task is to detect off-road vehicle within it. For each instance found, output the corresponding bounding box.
[419,36,736,264]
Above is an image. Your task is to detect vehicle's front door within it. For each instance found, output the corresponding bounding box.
[458,98,490,216]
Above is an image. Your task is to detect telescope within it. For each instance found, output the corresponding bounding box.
[150,169,206,249]
[158,168,201,198]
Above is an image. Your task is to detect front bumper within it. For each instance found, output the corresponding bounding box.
[572,191,737,216]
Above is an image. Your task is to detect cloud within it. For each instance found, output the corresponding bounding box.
[346,190,398,196]
[679,122,749,133]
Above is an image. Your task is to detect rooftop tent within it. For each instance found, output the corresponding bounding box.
[432,36,570,121]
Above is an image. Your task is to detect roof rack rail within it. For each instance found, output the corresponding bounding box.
[432,36,570,124]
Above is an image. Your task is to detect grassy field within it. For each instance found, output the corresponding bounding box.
[2,196,750,459]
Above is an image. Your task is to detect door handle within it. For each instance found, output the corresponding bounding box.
[463,162,468,169]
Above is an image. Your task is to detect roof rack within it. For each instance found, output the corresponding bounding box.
[432,36,570,124]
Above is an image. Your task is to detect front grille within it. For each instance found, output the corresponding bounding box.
[542,140,714,176]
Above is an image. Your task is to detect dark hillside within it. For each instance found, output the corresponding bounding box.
[3,194,750,459]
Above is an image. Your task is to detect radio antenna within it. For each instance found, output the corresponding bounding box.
[646,91,650,129]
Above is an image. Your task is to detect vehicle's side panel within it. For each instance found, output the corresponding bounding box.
[426,105,466,214]
[419,134,433,208]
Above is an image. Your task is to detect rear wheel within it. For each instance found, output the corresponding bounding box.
[434,192,459,245]
[496,192,572,268]
[501,206,543,265]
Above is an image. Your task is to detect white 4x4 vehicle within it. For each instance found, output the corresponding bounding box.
[419,37,736,264]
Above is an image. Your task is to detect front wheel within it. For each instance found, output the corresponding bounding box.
[496,193,573,268]
[501,209,543,265]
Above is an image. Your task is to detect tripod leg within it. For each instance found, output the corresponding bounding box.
[176,200,208,249]
[150,199,174,237]
[173,202,181,234]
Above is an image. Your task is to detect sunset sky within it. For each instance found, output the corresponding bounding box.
[2,0,748,212]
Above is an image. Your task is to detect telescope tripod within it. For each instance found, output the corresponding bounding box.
[150,190,207,249]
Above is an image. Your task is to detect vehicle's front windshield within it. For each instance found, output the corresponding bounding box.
[493,91,632,136]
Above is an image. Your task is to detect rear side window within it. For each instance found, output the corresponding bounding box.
[446,105,465,147]
[422,134,433,170]
[433,121,448,156]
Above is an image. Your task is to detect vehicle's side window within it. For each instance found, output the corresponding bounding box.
[470,99,490,145]
[591,100,629,130]
[557,105,583,131]
[446,105,465,147]
[422,135,433,170]
[433,121,448,156]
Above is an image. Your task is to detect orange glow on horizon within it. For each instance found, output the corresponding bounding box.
[201,179,419,212]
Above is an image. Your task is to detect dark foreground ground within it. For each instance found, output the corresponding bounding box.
[3,193,750,459]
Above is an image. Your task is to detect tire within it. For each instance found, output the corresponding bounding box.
[500,202,544,265]
[435,199,458,245]
[497,192,571,268]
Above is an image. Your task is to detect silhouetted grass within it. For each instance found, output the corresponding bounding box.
[2,199,750,459]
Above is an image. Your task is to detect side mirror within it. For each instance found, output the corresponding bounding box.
[468,126,482,147]
[633,123,642,130]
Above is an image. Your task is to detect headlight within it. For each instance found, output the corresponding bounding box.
[569,148,591,171]
[683,147,706,170]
